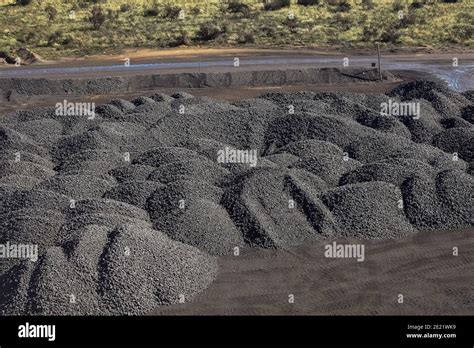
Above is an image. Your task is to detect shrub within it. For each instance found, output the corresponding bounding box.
[399,13,417,27]
[169,32,191,47]
[381,29,401,43]
[106,9,118,20]
[361,0,375,10]
[69,3,79,11]
[228,1,251,16]
[335,13,353,31]
[263,0,291,11]
[61,35,74,46]
[190,6,201,16]
[16,0,32,5]
[163,4,181,19]
[362,26,380,43]
[120,4,131,12]
[143,8,159,17]
[297,0,319,6]
[284,16,298,31]
[89,6,106,29]
[47,31,62,46]
[452,23,474,41]
[18,30,36,44]
[335,0,351,12]
[392,1,404,12]
[195,23,221,41]
[410,2,424,9]
[328,0,351,12]
[45,4,57,21]
[238,32,255,44]
[262,26,277,37]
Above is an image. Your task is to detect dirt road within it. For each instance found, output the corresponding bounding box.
[1,49,473,91]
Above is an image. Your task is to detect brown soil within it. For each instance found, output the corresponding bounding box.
[152,228,474,315]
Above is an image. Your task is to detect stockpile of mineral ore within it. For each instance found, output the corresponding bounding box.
[0,81,472,314]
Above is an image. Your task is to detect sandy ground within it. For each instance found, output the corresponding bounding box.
[2,47,473,67]
[152,228,474,315]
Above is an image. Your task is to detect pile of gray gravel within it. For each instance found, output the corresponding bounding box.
[0,80,472,315]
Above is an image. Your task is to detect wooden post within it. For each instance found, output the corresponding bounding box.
[377,43,382,81]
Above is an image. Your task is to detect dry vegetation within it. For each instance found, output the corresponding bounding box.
[0,0,472,59]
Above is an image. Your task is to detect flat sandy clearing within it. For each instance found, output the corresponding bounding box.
[153,228,473,315]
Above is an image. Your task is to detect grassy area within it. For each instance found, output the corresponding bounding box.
[0,0,473,59]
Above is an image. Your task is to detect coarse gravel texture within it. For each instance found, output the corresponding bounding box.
[0,80,472,315]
